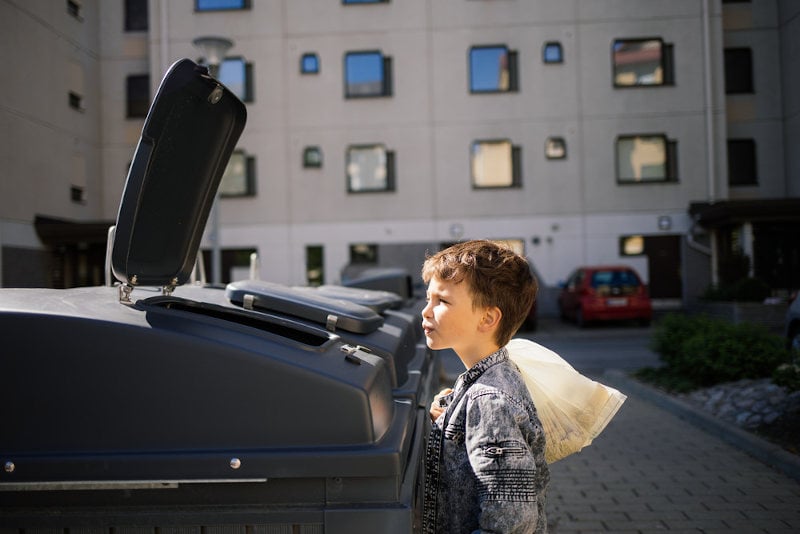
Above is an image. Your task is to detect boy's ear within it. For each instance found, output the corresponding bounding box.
[478,306,502,332]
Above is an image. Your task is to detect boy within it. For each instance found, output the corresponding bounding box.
[421,240,549,533]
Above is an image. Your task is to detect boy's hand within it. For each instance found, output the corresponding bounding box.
[430,388,454,422]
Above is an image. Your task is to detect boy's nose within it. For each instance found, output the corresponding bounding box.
[421,301,432,318]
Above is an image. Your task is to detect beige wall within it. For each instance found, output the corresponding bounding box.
[2,0,795,290]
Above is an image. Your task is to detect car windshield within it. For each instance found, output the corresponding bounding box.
[591,269,640,296]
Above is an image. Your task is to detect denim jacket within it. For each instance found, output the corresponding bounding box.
[423,347,549,533]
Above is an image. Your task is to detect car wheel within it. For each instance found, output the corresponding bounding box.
[576,308,586,328]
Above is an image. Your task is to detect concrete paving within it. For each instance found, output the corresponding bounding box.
[544,372,800,533]
[437,319,800,533]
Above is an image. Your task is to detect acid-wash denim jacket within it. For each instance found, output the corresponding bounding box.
[423,347,549,534]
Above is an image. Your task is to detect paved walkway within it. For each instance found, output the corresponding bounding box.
[545,374,800,533]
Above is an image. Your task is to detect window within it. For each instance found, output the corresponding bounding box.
[543,42,563,64]
[306,245,324,286]
[345,51,392,98]
[219,150,256,197]
[724,48,753,94]
[219,57,254,102]
[196,0,249,11]
[67,0,82,20]
[470,139,521,189]
[301,53,319,74]
[126,74,150,118]
[616,135,677,183]
[303,146,323,168]
[350,244,378,264]
[612,38,674,87]
[620,235,645,256]
[124,0,148,31]
[727,139,757,186]
[470,45,518,93]
[68,91,84,111]
[545,137,566,160]
[346,144,395,193]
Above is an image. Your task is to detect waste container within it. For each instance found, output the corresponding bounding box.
[0,59,436,533]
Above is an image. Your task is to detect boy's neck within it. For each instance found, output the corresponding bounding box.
[458,341,502,370]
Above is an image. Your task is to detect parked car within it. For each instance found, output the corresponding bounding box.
[786,291,800,353]
[558,265,652,327]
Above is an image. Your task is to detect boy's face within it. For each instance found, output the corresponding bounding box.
[422,276,487,356]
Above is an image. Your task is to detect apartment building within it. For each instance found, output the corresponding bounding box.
[1,0,797,314]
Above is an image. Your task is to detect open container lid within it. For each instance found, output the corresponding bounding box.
[111,59,247,288]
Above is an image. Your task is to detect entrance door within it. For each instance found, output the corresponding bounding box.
[644,235,682,299]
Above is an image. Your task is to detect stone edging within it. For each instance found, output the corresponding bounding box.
[602,369,800,483]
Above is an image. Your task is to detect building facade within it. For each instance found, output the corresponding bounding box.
[1,0,797,314]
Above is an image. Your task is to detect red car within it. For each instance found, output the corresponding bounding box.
[558,265,652,327]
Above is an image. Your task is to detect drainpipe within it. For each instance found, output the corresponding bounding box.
[702,0,716,203]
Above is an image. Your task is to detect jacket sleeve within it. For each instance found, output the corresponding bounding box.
[465,389,543,534]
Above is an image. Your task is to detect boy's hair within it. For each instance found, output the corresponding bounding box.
[421,240,538,347]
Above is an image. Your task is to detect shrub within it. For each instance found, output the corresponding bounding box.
[646,313,790,391]
[773,363,800,392]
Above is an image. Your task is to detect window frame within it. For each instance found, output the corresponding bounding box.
[344,50,393,98]
[126,74,150,118]
[724,47,754,94]
[124,0,148,31]
[346,144,395,193]
[615,134,678,184]
[469,45,519,94]
[216,56,254,103]
[219,150,257,198]
[303,146,323,169]
[301,53,320,75]
[612,37,674,88]
[470,139,522,189]
[545,137,567,160]
[542,41,563,64]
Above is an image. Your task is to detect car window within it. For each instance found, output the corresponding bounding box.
[590,269,641,296]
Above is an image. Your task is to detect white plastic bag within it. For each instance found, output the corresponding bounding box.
[506,338,627,463]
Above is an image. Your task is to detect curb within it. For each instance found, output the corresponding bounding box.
[603,369,800,483]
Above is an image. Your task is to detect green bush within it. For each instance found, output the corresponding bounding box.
[645,313,790,391]
[773,363,800,392]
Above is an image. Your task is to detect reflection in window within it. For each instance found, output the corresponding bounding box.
[612,38,673,87]
[616,135,677,183]
[470,46,518,93]
[543,42,563,64]
[471,139,521,188]
[350,243,378,264]
[347,145,394,192]
[196,0,249,10]
[727,139,757,186]
[301,53,319,74]
[724,48,753,94]
[620,235,645,256]
[219,57,253,102]
[303,146,323,168]
[306,245,324,286]
[220,150,256,197]
[126,74,150,118]
[545,137,566,160]
[345,51,392,97]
